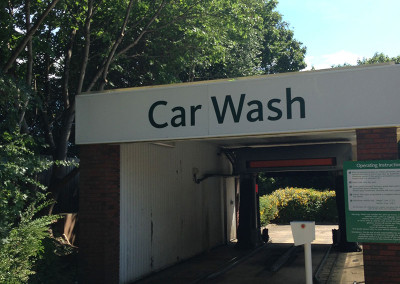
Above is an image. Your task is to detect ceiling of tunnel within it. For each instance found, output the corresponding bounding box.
[202,129,357,149]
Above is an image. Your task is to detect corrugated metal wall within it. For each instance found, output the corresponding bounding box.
[120,141,234,283]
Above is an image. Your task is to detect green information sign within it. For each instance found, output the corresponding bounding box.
[344,160,400,243]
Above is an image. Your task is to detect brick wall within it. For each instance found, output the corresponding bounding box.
[356,128,398,160]
[356,127,399,284]
[79,144,120,284]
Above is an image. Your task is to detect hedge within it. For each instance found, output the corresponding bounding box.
[260,187,337,226]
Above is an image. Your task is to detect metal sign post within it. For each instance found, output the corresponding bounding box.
[291,221,316,284]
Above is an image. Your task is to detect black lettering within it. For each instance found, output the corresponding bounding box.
[171,106,186,127]
[190,105,202,126]
[267,99,282,121]
[247,100,263,122]
[211,94,245,124]
[286,87,305,119]
[149,101,168,128]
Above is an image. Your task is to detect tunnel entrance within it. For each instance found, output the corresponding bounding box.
[231,143,358,250]
[258,171,338,244]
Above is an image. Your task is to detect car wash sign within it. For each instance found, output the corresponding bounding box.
[76,64,400,144]
[344,160,400,243]
[148,87,304,129]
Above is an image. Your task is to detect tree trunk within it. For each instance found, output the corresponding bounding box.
[49,0,92,210]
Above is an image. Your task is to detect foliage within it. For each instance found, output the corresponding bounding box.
[260,0,307,74]
[258,172,335,196]
[0,198,59,283]
[357,52,400,65]
[259,187,337,226]
[0,130,67,282]
[0,131,52,237]
[0,73,31,133]
[259,193,279,226]
[173,0,266,81]
[1,0,307,164]
[332,52,400,68]
[1,1,307,218]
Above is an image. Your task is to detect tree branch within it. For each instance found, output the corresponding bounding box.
[76,0,93,96]
[98,0,135,91]
[18,0,33,133]
[2,0,60,74]
[25,0,33,86]
[116,0,168,57]
[62,29,76,108]
[86,0,167,92]
[41,108,56,152]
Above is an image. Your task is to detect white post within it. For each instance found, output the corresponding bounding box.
[290,221,315,284]
[304,242,313,284]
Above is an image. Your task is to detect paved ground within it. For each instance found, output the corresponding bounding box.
[317,249,364,284]
[135,225,365,284]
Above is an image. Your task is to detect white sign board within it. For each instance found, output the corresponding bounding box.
[347,168,400,211]
[290,221,315,246]
[76,64,400,144]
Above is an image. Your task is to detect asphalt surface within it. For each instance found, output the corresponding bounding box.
[134,225,365,284]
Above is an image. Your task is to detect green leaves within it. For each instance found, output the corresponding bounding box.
[357,52,400,65]
[0,197,59,284]
[0,131,49,238]
[0,73,31,132]
[260,1,307,74]
[260,188,337,226]
[0,130,61,283]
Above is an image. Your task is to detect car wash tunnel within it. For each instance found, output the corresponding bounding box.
[76,64,400,283]
[230,142,355,250]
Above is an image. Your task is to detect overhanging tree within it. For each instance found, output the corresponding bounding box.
[1,0,307,201]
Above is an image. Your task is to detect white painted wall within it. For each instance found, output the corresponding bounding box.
[119,141,234,283]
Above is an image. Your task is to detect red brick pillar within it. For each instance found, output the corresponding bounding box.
[356,127,399,283]
[79,144,120,284]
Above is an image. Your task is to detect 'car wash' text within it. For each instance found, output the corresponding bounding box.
[148,88,305,129]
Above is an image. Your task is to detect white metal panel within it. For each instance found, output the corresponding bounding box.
[76,64,400,144]
[120,141,233,283]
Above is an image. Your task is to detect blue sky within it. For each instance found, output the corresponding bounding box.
[276,0,400,70]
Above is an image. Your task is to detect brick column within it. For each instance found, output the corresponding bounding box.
[356,127,399,283]
[79,144,120,284]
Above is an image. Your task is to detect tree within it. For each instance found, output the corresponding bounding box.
[260,0,306,74]
[332,52,400,68]
[1,0,307,201]
[2,0,230,196]
[357,52,400,65]
[177,0,307,80]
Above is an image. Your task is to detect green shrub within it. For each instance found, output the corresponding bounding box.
[0,199,59,283]
[259,187,337,226]
[260,194,279,227]
[0,131,51,238]
[0,131,62,283]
